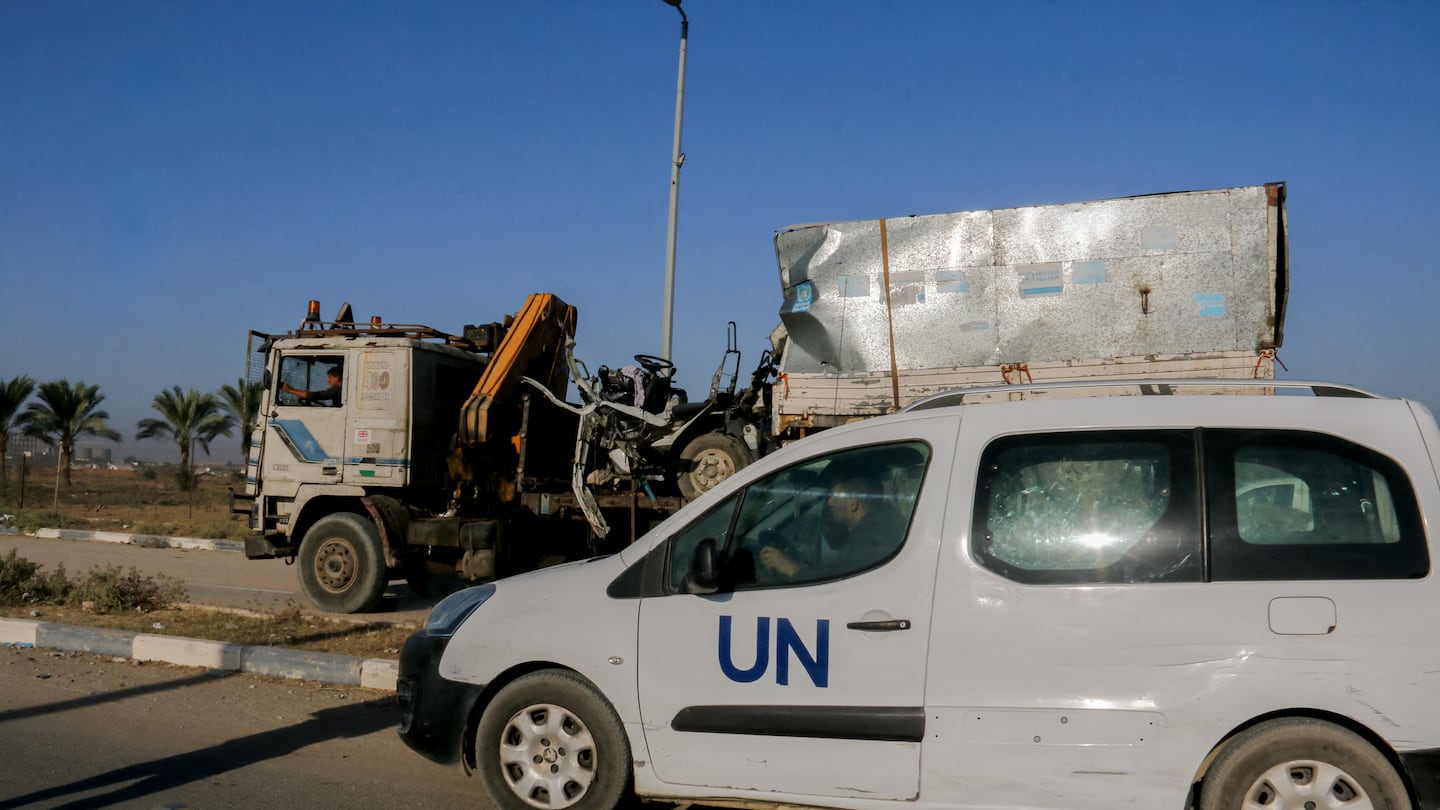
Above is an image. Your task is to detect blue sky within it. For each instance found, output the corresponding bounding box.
[3,1,1437,463]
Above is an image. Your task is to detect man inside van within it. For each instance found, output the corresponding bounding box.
[759,469,906,581]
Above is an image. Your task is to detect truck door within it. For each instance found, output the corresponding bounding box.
[264,352,348,485]
[635,417,956,800]
[341,349,408,485]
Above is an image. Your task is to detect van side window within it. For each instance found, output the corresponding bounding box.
[1205,429,1428,580]
[973,431,1201,584]
[667,499,739,592]
[666,441,931,592]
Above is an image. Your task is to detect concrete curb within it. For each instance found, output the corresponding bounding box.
[0,617,399,692]
[0,525,245,553]
[1,526,403,691]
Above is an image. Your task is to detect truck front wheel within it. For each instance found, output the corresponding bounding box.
[298,513,388,614]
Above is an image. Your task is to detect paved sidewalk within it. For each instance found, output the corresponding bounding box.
[1,526,415,692]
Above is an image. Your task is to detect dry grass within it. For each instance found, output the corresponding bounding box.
[0,465,249,541]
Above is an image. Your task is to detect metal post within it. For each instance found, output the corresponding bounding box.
[660,0,688,360]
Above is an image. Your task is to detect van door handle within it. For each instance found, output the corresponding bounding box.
[846,619,911,632]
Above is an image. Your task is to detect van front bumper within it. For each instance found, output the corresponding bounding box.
[396,629,485,765]
[1399,748,1440,809]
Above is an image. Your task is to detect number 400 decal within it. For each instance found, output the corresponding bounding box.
[718,616,830,687]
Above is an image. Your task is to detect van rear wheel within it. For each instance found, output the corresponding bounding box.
[298,513,387,614]
[476,669,632,810]
[1199,717,1409,810]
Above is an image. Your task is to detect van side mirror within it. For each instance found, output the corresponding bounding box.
[682,538,720,594]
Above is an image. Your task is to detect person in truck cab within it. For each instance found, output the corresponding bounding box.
[282,366,342,406]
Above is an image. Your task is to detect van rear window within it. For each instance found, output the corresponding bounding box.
[973,430,1201,584]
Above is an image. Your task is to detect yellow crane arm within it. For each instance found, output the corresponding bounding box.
[458,292,577,447]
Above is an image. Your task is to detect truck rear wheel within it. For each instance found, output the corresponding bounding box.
[676,433,751,500]
[298,512,388,614]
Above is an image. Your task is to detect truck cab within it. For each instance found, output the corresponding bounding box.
[238,327,488,612]
[235,294,613,614]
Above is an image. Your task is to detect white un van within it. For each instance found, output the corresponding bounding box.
[397,380,1440,810]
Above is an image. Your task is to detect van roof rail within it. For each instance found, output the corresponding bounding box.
[901,379,1381,413]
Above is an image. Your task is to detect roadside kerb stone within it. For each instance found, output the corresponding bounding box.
[40,623,137,657]
[361,658,400,690]
[1,617,39,647]
[134,633,244,670]
[241,645,364,685]
[29,526,244,553]
[0,617,397,691]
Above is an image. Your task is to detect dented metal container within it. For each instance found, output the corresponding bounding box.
[772,183,1288,433]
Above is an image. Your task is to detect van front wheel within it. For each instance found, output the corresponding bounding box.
[477,670,632,810]
[1199,717,1410,810]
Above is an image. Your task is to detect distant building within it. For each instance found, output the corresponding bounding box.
[4,433,50,461]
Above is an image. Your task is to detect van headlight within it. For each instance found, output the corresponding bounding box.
[424,583,496,637]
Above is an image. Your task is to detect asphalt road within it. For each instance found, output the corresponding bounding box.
[0,533,435,625]
[0,645,481,809]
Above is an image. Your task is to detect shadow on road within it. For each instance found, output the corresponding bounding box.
[0,696,396,809]
[0,670,237,724]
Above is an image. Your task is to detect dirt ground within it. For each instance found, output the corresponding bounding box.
[0,465,249,541]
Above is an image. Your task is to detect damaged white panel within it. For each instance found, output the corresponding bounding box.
[772,183,1288,429]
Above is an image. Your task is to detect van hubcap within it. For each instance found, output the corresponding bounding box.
[498,703,597,809]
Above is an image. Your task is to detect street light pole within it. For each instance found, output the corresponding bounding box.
[660,0,688,361]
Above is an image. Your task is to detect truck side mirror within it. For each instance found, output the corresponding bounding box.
[682,537,720,594]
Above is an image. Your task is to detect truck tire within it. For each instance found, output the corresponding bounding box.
[1198,717,1409,810]
[298,512,388,614]
[676,432,751,500]
[476,669,632,810]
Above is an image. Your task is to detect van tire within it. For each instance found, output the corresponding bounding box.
[1199,718,1410,810]
[676,432,751,500]
[476,669,632,810]
[297,513,387,614]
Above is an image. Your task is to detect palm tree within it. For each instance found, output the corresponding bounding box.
[136,387,234,491]
[218,378,263,461]
[20,379,122,488]
[0,375,36,486]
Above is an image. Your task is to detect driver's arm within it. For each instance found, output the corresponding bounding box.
[280,382,308,401]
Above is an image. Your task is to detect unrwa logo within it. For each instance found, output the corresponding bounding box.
[718,616,829,687]
[792,281,815,314]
